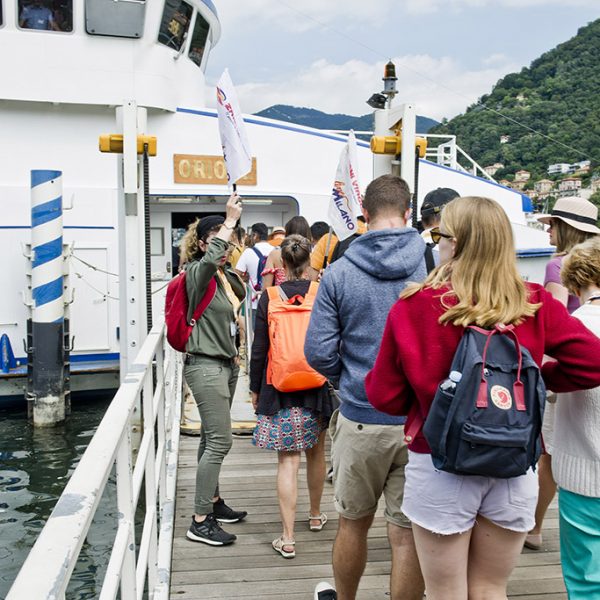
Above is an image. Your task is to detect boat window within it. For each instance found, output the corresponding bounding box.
[1,3,3,26]
[188,12,210,67]
[18,0,73,32]
[157,0,193,52]
[85,0,146,39]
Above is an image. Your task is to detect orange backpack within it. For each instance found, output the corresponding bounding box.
[266,282,327,392]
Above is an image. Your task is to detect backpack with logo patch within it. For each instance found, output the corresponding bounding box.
[252,247,269,290]
[266,282,327,392]
[164,272,217,352]
[415,323,546,478]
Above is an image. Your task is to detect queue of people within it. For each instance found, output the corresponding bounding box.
[166,182,600,600]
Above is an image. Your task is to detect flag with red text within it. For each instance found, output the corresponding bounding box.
[328,131,363,241]
[216,69,252,184]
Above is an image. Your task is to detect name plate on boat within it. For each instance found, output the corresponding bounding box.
[174,155,257,186]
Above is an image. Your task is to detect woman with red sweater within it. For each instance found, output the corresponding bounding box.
[366,196,600,600]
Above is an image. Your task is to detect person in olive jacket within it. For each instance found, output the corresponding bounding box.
[184,192,248,547]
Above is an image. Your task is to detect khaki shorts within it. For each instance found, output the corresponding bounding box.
[330,410,411,528]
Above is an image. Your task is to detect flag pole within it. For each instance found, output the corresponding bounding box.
[322,227,333,271]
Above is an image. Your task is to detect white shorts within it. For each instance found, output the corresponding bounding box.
[402,451,538,535]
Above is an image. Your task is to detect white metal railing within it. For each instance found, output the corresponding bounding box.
[327,129,495,182]
[7,323,183,600]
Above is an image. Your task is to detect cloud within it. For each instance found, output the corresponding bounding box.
[215,0,599,27]
[206,55,519,122]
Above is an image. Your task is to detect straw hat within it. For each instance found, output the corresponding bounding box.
[537,196,600,234]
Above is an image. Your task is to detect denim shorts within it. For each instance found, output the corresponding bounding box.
[402,451,538,535]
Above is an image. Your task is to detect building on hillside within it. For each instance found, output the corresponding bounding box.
[548,163,571,175]
[558,177,582,196]
[499,179,511,187]
[515,170,531,182]
[591,177,600,193]
[571,160,591,174]
[511,180,527,191]
[534,179,554,198]
[483,163,504,177]
[500,135,510,144]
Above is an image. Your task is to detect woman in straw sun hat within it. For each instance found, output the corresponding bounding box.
[524,196,600,551]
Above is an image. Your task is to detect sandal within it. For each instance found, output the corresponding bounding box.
[524,533,542,551]
[309,513,328,532]
[272,536,296,559]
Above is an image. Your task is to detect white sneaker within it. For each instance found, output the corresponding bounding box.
[314,581,337,600]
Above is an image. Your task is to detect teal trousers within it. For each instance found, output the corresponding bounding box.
[559,487,600,599]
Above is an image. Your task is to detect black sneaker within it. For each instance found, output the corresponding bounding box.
[186,514,237,546]
[213,498,248,523]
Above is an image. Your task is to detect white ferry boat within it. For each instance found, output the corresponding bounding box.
[0,0,552,405]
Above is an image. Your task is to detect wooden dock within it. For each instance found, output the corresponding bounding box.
[171,435,567,600]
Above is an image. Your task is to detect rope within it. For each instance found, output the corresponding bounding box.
[72,271,119,301]
[274,0,592,161]
[70,252,119,277]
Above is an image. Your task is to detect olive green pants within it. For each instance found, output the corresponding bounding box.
[184,355,239,515]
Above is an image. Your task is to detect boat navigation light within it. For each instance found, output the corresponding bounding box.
[383,60,398,97]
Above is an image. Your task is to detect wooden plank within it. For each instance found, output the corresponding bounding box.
[171,436,567,599]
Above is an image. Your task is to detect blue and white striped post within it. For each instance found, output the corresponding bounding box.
[30,170,66,426]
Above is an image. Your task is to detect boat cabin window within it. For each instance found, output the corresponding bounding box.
[18,0,72,32]
[188,12,210,67]
[1,3,3,26]
[85,0,146,39]
[158,0,193,52]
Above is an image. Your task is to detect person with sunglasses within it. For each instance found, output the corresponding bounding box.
[366,196,600,600]
[420,187,459,272]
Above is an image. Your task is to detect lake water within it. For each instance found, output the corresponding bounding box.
[0,396,118,599]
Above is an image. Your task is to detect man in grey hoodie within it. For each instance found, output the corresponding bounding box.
[306,175,426,600]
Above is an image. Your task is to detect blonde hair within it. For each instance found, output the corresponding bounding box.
[553,218,596,254]
[179,218,200,267]
[561,236,600,295]
[402,196,540,327]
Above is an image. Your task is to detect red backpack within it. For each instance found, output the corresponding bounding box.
[164,272,217,352]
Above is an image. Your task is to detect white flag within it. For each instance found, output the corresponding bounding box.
[216,69,252,185]
[328,131,363,241]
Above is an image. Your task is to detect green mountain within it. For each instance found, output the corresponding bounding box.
[430,18,600,179]
[255,105,439,135]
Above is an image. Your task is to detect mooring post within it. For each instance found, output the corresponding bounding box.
[29,169,66,426]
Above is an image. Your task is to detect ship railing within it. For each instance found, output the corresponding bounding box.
[7,323,183,600]
[328,130,495,182]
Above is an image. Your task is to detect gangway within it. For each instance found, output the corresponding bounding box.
[7,323,182,600]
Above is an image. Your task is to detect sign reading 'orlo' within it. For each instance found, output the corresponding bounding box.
[174,154,257,185]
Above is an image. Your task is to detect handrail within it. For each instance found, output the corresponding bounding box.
[7,323,183,600]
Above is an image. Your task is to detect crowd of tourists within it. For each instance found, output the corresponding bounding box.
[167,180,600,600]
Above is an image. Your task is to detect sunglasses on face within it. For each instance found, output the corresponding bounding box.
[430,227,453,245]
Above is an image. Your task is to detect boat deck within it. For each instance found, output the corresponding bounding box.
[170,434,567,600]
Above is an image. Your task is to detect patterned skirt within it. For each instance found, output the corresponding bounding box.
[252,407,326,451]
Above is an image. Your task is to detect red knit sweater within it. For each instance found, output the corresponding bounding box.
[366,283,600,454]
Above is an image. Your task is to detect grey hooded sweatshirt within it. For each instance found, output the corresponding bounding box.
[305,227,426,425]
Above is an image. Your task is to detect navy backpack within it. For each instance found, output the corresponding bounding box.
[251,247,268,291]
[420,323,546,478]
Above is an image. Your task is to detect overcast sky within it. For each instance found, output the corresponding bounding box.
[205,0,599,121]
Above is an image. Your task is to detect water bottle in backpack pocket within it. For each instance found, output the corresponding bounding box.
[423,324,546,478]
